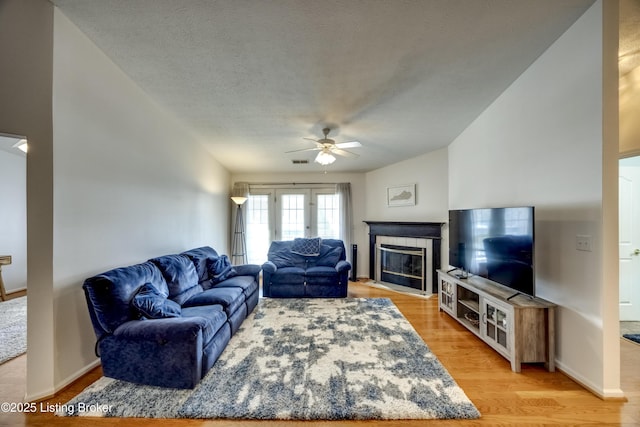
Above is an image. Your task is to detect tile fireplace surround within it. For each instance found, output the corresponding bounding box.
[364,221,444,294]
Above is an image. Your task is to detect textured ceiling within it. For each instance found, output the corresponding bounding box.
[52,0,598,173]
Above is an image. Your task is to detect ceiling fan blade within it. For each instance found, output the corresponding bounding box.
[335,141,362,149]
[285,147,321,154]
[331,148,359,158]
[303,137,320,143]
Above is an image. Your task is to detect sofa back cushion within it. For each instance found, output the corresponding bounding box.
[318,239,347,260]
[268,239,346,269]
[182,246,219,283]
[268,240,307,268]
[83,261,168,334]
[149,254,203,305]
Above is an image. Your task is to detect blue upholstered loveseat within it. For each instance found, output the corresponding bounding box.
[261,238,351,298]
[82,246,259,389]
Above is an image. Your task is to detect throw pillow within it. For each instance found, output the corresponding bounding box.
[291,237,322,256]
[207,255,237,284]
[131,283,182,319]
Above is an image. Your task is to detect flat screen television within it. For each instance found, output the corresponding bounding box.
[449,206,535,297]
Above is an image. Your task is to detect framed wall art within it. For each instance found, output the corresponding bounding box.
[387,184,415,206]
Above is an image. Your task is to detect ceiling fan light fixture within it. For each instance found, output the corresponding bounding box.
[315,150,336,166]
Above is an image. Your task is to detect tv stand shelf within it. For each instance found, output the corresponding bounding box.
[438,270,556,372]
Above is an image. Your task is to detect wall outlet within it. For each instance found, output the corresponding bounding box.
[576,235,592,252]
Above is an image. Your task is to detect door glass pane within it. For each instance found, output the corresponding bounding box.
[487,323,496,340]
[316,193,339,239]
[246,194,270,264]
[486,304,495,322]
[281,194,306,240]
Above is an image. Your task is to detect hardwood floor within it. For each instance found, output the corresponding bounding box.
[1,281,639,426]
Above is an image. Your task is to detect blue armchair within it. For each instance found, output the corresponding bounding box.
[261,238,351,298]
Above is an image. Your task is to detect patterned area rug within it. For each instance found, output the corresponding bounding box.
[0,296,27,364]
[59,298,480,420]
[623,334,640,345]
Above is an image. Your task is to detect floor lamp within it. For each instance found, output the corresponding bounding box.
[231,196,248,265]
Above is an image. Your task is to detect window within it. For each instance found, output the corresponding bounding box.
[244,186,342,263]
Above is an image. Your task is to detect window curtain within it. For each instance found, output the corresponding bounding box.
[336,183,352,257]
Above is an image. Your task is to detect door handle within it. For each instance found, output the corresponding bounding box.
[634,249,640,256]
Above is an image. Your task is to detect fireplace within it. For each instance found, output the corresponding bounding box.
[365,221,444,294]
[379,244,426,291]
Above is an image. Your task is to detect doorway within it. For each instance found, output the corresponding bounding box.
[0,133,28,382]
[619,156,640,335]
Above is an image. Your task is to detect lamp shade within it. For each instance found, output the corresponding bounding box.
[231,196,248,205]
[315,150,336,166]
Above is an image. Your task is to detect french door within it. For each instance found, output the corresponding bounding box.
[275,189,311,240]
[244,187,340,264]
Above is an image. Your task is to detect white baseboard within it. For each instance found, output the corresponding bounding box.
[25,358,101,402]
[555,360,625,399]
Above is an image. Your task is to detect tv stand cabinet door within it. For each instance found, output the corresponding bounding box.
[438,274,456,316]
[481,296,514,366]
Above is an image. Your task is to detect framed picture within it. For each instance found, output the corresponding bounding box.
[387,184,415,206]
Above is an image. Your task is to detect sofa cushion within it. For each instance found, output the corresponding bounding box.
[207,255,237,285]
[306,266,341,277]
[268,267,306,284]
[214,274,259,297]
[182,287,245,316]
[149,254,203,305]
[291,237,322,256]
[182,246,219,283]
[180,305,228,345]
[316,245,343,267]
[131,283,182,319]
[83,261,169,334]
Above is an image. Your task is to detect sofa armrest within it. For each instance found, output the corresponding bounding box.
[98,317,215,389]
[261,261,277,274]
[113,317,208,341]
[336,260,351,273]
[233,264,261,278]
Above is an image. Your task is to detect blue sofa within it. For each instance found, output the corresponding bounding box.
[262,238,351,298]
[82,246,259,389]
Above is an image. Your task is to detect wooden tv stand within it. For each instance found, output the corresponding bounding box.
[438,270,556,372]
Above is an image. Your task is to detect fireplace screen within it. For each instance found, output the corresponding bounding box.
[379,244,425,291]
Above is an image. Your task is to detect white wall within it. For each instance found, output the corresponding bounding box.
[0,0,55,401]
[0,150,27,293]
[448,1,619,397]
[231,172,367,276]
[620,65,640,156]
[364,147,449,273]
[46,10,230,397]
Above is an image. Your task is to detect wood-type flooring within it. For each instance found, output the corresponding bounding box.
[0,282,638,426]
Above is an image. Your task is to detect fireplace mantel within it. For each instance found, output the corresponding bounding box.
[364,221,444,293]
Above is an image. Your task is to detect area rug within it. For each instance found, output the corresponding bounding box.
[363,280,433,299]
[0,296,27,364]
[58,298,480,420]
[623,334,640,345]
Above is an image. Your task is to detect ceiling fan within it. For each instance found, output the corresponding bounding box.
[286,127,362,165]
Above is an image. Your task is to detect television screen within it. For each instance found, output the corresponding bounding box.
[449,206,535,296]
